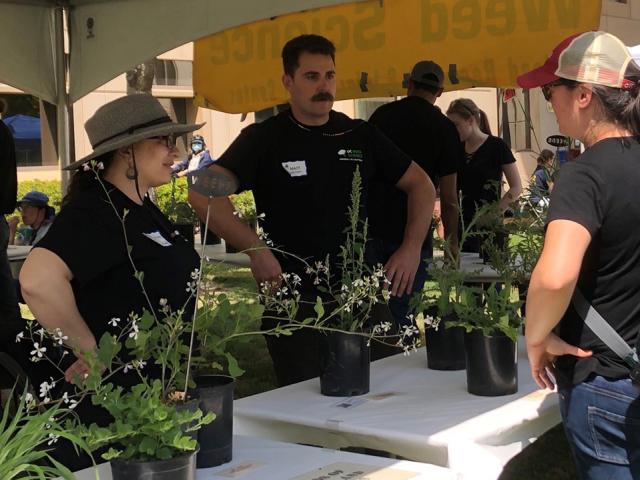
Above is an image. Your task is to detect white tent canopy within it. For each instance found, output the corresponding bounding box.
[0,0,366,177]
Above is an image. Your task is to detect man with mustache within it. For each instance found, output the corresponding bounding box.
[190,34,435,386]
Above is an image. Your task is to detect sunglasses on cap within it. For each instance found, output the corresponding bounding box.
[149,134,177,149]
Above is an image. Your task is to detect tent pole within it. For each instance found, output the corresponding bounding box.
[55,5,71,193]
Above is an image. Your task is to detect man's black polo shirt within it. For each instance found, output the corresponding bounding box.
[368,96,463,246]
[216,109,411,281]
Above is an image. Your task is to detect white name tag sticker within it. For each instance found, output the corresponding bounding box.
[143,231,172,247]
[282,160,307,177]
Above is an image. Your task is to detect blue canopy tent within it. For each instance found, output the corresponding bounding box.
[2,114,42,166]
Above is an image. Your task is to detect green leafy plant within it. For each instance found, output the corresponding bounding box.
[157,177,198,224]
[230,190,257,221]
[301,167,391,334]
[0,386,92,480]
[78,380,213,461]
[449,283,522,341]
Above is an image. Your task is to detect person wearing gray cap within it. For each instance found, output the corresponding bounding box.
[18,94,202,467]
[367,60,464,344]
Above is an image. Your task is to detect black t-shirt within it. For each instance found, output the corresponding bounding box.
[217,109,411,285]
[367,96,463,246]
[36,181,200,344]
[547,137,640,388]
[459,135,515,230]
[0,120,17,214]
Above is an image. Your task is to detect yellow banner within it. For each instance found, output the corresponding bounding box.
[194,0,602,113]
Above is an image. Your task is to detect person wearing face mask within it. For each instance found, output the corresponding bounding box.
[171,134,215,177]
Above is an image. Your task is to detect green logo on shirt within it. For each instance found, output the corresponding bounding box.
[337,148,364,162]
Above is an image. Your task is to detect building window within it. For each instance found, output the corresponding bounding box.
[0,94,42,167]
[153,59,193,87]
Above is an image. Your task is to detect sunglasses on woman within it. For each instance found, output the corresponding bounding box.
[541,79,579,102]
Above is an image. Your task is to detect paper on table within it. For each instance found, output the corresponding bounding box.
[214,461,265,477]
[290,462,418,480]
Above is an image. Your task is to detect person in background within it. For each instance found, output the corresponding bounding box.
[171,134,215,177]
[446,98,522,252]
[529,149,555,207]
[367,59,463,337]
[0,109,20,327]
[7,191,55,246]
[519,31,640,479]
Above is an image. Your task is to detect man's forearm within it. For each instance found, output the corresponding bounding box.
[440,200,459,249]
[402,185,434,250]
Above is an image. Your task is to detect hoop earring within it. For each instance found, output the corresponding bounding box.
[126,166,137,180]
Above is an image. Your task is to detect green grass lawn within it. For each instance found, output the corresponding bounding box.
[208,262,577,479]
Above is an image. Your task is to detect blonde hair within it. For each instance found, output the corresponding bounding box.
[446,98,492,135]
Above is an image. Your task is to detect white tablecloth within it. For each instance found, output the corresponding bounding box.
[234,338,559,480]
[71,435,458,480]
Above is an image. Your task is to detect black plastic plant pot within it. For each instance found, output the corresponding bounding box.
[193,375,235,469]
[319,331,370,397]
[110,449,197,480]
[425,312,466,371]
[464,329,518,396]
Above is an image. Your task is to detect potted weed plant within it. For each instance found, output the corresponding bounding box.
[450,282,522,396]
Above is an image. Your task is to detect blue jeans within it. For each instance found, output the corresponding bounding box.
[559,375,640,479]
[369,239,431,330]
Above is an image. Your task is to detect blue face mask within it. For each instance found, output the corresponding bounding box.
[191,143,203,153]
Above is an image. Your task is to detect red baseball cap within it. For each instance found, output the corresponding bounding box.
[517,31,635,89]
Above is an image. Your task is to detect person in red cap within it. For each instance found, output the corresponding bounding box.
[519,31,640,479]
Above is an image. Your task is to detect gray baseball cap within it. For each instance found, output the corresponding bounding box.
[410,60,445,88]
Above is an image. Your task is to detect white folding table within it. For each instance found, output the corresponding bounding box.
[71,435,459,479]
[234,339,559,480]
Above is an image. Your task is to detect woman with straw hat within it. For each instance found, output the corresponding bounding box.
[519,31,640,478]
[19,94,202,424]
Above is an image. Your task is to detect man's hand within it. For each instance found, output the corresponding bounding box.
[526,332,592,390]
[7,217,19,229]
[385,245,421,297]
[64,358,90,385]
[248,248,283,289]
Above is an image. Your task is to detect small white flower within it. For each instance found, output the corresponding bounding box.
[123,363,133,373]
[108,317,121,327]
[39,379,55,399]
[96,161,104,170]
[15,331,24,343]
[82,162,91,171]
[47,433,60,445]
[52,328,68,345]
[30,343,46,358]
[159,298,168,307]
[128,320,139,340]
[133,359,147,370]
[24,392,34,404]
